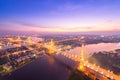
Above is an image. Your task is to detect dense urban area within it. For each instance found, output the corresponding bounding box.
[0,34,120,80]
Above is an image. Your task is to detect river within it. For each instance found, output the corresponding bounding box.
[0,55,71,80]
[65,42,120,58]
[1,42,120,80]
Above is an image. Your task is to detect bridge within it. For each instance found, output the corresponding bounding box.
[1,36,119,80]
[44,37,120,80]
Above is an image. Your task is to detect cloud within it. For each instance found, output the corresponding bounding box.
[12,20,48,28]
[0,23,13,30]
[54,26,95,32]
[11,20,94,30]
[1,20,120,33]
[57,3,82,11]
[9,20,98,32]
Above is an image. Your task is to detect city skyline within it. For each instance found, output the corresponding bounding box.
[0,0,120,34]
[1,1,120,80]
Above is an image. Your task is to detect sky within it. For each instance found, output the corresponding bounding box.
[0,0,120,34]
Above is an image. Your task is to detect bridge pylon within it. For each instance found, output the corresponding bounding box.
[78,36,86,71]
[26,36,34,45]
[16,36,21,42]
[48,39,55,54]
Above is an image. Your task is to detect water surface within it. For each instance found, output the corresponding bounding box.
[1,55,71,80]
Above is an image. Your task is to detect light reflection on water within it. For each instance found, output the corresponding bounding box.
[48,56,55,65]
[66,43,120,57]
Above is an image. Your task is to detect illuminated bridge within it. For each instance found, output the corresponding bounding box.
[44,38,120,80]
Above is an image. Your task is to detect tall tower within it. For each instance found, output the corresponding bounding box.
[81,43,85,61]
[16,36,21,42]
[78,36,85,71]
[80,36,85,61]
[26,36,33,44]
[48,39,55,54]
[50,39,54,48]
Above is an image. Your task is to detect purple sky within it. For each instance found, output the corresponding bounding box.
[0,0,120,34]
